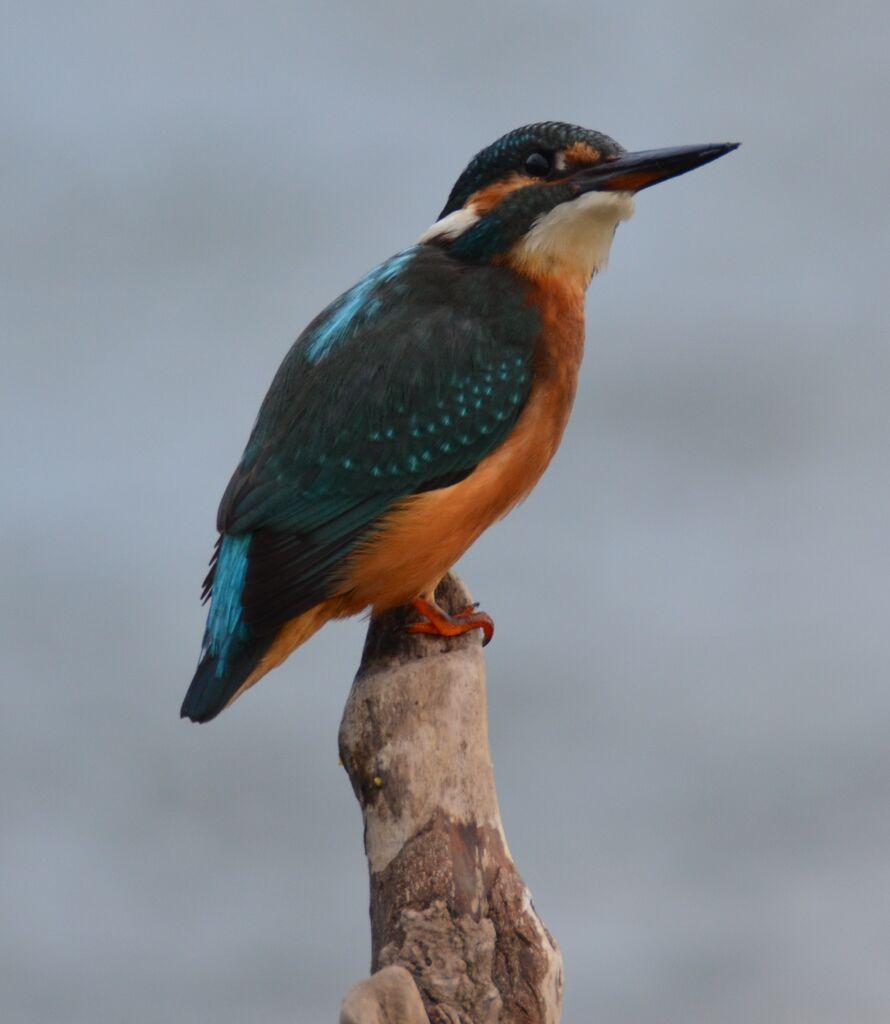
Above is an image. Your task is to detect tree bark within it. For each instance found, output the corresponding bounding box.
[339,573,563,1024]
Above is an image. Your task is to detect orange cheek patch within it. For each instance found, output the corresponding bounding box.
[563,142,601,165]
[467,174,531,215]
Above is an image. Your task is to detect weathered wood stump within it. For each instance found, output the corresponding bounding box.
[339,573,563,1024]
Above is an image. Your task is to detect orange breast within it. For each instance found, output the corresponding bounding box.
[337,271,588,614]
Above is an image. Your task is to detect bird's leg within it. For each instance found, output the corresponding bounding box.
[406,596,495,646]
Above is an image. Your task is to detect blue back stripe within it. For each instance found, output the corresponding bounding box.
[304,249,417,363]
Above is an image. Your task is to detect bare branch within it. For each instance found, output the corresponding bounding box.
[339,574,563,1023]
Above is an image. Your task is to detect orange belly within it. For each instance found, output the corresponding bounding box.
[338,270,587,613]
[230,271,587,707]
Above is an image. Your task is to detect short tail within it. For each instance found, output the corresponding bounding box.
[181,601,338,723]
[180,633,272,723]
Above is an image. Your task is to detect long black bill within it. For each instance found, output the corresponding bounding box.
[574,142,739,193]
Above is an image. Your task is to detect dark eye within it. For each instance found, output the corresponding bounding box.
[524,151,551,177]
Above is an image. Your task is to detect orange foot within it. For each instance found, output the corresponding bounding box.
[406,597,495,647]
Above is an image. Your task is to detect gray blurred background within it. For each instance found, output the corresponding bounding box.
[3,2,889,1021]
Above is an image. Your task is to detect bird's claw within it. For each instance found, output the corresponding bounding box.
[406,597,495,646]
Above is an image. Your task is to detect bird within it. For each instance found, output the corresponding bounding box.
[181,121,738,723]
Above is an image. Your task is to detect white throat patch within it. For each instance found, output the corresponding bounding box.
[513,190,635,280]
[417,205,480,244]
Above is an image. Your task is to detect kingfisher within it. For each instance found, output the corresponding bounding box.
[181,122,738,723]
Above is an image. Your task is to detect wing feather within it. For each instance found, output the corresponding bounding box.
[208,245,539,634]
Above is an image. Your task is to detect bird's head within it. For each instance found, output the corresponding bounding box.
[419,122,738,285]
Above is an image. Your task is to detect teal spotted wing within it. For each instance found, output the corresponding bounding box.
[184,245,538,721]
[215,245,539,635]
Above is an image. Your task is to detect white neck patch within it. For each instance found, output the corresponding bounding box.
[513,190,635,280]
[417,205,480,244]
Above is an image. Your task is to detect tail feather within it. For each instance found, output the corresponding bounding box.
[180,634,272,723]
[181,600,340,723]
[182,532,264,723]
